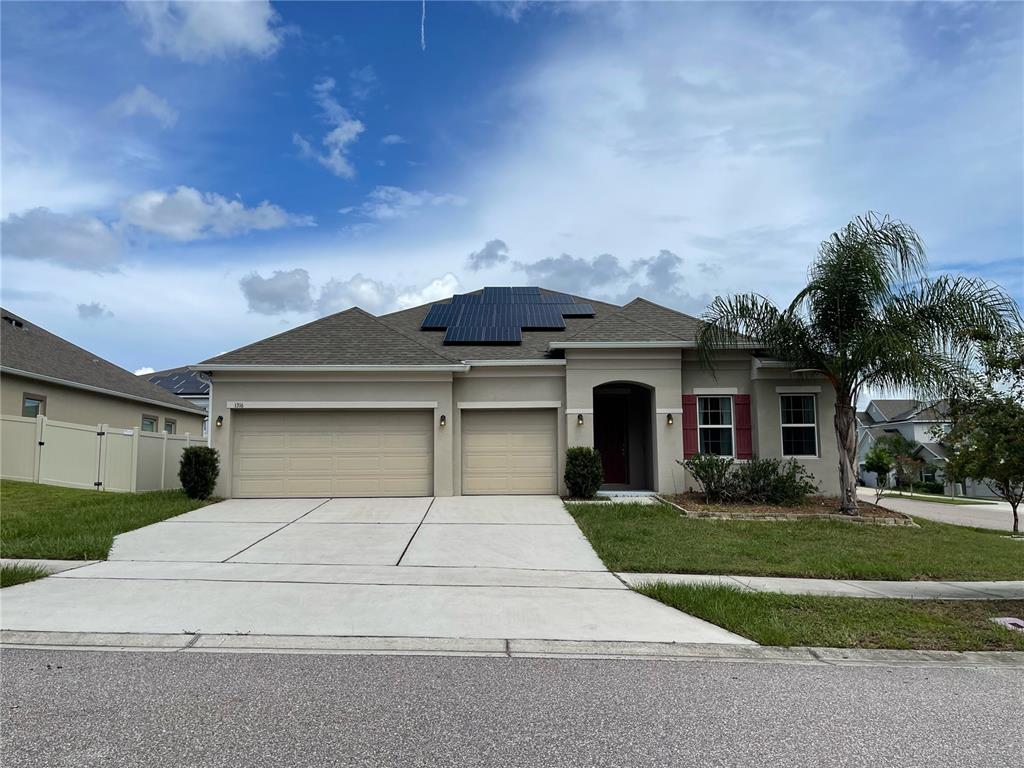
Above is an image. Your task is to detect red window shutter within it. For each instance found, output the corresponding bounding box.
[735,394,753,460]
[682,394,698,458]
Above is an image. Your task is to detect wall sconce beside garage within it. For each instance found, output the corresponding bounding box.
[439,414,447,427]
[215,415,224,428]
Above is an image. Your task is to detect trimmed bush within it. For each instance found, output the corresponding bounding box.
[179,446,220,500]
[681,453,734,503]
[564,447,604,499]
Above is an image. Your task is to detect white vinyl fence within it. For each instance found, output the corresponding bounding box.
[0,414,199,493]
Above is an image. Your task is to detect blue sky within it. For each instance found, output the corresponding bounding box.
[2,1,1021,374]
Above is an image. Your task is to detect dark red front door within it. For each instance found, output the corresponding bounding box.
[594,394,629,484]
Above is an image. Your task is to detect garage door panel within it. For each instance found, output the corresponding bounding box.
[461,409,557,495]
[232,410,433,498]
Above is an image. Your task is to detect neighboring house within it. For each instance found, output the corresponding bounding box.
[856,398,995,498]
[197,287,838,499]
[0,308,206,435]
[147,367,210,435]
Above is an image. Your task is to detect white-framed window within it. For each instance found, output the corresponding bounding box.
[698,395,734,456]
[141,414,158,432]
[780,394,818,457]
[163,418,176,435]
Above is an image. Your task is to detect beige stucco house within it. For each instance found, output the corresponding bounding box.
[198,288,840,499]
[1,308,206,435]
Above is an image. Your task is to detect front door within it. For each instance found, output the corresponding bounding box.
[594,393,629,484]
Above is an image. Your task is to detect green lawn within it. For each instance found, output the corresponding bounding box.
[637,582,1024,651]
[0,563,50,588]
[567,502,1024,580]
[0,480,212,561]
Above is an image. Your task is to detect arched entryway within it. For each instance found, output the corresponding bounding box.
[593,382,654,491]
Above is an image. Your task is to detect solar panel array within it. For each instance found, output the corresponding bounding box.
[421,287,596,345]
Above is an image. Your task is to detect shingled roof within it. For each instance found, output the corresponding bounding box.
[200,307,457,366]
[198,289,719,366]
[0,308,205,413]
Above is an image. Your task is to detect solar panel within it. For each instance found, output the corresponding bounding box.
[443,325,522,344]
[422,286,594,344]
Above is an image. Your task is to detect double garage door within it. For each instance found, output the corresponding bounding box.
[232,410,433,498]
[231,408,557,497]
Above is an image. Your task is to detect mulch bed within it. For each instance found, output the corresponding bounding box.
[659,493,914,525]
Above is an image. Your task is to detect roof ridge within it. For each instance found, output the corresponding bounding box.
[622,296,703,323]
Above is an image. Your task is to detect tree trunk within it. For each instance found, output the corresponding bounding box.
[834,400,858,514]
[1012,502,1020,536]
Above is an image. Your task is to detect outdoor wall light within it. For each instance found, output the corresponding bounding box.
[439,414,447,427]
[215,415,224,428]
[577,413,585,426]
[666,413,674,426]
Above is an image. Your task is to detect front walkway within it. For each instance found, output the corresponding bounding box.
[0,496,749,646]
[857,488,1016,532]
[618,572,1024,599]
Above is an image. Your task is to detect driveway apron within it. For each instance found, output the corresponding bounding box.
[1,496,749,645]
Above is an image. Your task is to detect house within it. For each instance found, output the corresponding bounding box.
[856,398,995,498]
[196,287,839,499]
[147,366,210,435]
[0,308,206,435]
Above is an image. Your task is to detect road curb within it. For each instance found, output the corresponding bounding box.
[2,630,1022,667]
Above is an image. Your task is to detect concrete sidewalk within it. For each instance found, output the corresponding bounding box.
[618,573,1024,599]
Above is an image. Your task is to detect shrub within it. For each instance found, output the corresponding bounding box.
[680,454,817,505]
[768,458,819,505]
[918,480,945,495]
[179,446,220,500]
[564,447,604,499]
[681,454,734,503]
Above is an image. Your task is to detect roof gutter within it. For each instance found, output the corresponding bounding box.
[0,366,206,415]
[193,364,470,373]
[548,341,761,350]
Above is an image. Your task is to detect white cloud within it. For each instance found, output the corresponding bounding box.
[109,85,178,128]
[516,249,710,313]
[466,239,509,271]
[349,65,378,101]
[78,302,114,320]
[1,208,121,272]
[125,0,285,62]
[121,186,314,241]
[381,134,407,145]
[134,367,156,376]
[294,78,365,179]
[317,273,460,315]
[239,269,314,315]
[341,186,466,221]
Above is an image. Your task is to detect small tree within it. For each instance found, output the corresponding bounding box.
[945,394,1024,535]
[876,433,919,491]
[862,443,893,504]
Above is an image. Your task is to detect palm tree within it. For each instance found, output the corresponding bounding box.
[696,212,1022,514]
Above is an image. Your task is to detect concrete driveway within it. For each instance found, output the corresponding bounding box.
[857,488,1018,532]
[0,496,748,645]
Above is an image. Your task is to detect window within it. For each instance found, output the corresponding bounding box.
[141,415,158,432]
[21,393,46,418]
[163,419,176,435]
[781,394,817,457]
[698,396,734,456]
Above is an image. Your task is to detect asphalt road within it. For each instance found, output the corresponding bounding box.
[2,648,1019,768]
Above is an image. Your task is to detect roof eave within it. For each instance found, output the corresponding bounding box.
[1,366,206,415]
[193,363,471,373]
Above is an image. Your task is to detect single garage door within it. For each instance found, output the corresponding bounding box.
[461,409,557,494]
[232,410,433,497]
